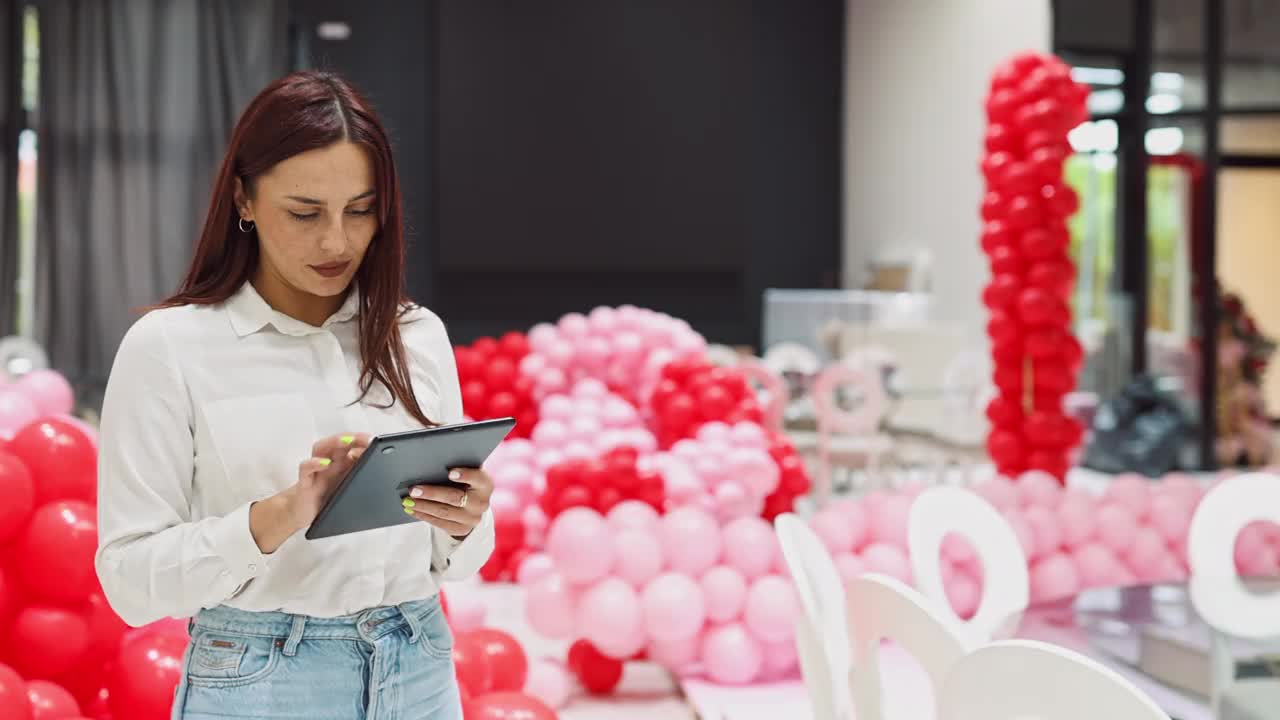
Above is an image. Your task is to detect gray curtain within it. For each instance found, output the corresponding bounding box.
[36,0,287,397]
[0,2,16,337]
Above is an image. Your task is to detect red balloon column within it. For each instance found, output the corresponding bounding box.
[456,332,539,438]
[981,52,1089,482]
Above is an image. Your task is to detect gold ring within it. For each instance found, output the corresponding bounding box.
[459,491,469,509]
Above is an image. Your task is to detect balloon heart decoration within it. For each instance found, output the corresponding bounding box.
[980,52,1089,482]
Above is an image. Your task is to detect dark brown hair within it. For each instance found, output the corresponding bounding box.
[158,71,432,426]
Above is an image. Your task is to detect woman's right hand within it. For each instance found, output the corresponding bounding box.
[249,432,372,553]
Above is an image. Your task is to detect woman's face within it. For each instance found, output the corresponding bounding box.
[236,140,378,300]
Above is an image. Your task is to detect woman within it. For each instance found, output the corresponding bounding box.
[94,71,494,719]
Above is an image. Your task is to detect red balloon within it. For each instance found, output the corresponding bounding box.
[515,410,539,438]
[555,485,593,516]
[660,393,697,430]
[452,632,494,696]
[461,629,528,693]
[989,64,1023,93]
[494,514,525,556]
[455,347,483,383]
[593,487,624,514]
[485,358,517,393]
[1005,194,1042,231]
[0,451,34,544]
[989,245,1024,276]
[1011,51,1049,76]
[27,680,81,720]
[498,332,530,359]
[568,639,623,695]
[0,663,32,720]
[1022,129,1061,154]
[986,396,1023,429]
[107,632,185,720]
[1024,410,1068,449]
[997,162,1039,195]
[1016,287,1058,326]
[980,220,1015,255]
[0,566,21,630]
[697,384,734,420]
[467,692,557,720]
[985,88,1018,123]
[1024,327,1068,360]
[1028,145,1067,183]
[981,151,1015,184]
[472,337,499,359]
[991,337,1022,364]
[993,363,1023,394]
[984,123,1019,154]
[461,381,490,417]
[84,592,129,664]
[1062,335,1084,371]
[9,418,97,505]
[17,499,98,604]
[1026,258,1075,298]
[980,191,1010,222]
[987,430,1027,468]
[986,308,1022,345]
[1032,360,1073,395]
[10,605,91,678]
[486,392,519,420]
[1041,182,1080,217]
[981,274,1022,309]
[1027,450,1068,481]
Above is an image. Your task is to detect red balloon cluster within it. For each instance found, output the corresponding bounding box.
[452,626,557,719]
[567,640,623,695]
[762,432,811,521]
[649,358,763,449]
[0,416,186,720]
[455,333,539,438]
[540,447,665,519]
[980,52,1088,482]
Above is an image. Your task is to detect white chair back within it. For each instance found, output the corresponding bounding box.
[774,513,853,720]
[846,573,970,720]
[1187,471,1280,639]
[908,486,1029,644]
[938,639,1170,720]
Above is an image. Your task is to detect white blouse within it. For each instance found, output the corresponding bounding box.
[95,281,494,627]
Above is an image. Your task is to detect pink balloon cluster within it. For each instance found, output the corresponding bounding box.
[524,504,800,685]
[648,421,781,522]
[0,370,75,439]
[521,307,707,404]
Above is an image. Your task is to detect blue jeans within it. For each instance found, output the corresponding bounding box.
[171,597,462,720]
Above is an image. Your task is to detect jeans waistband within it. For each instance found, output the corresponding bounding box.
[191,596,441,652]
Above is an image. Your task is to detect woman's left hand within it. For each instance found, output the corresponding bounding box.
[402,468,493,539]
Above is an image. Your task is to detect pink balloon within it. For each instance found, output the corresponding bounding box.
[713,482,752,520]
[1030,552,1081,603]
[1003,511,1037,560]
[577,578,645,660]
[697,421,733,445]
[759,637,800,680]
[742,575,799,644]
[607,500,660,533]
[721,517,778,580]
[826,499,870,551]
[525,574,578,639]
[809,510,856,555]
[17,370,74,416]
[1057,495,1097,549]
[729,421,768,448]
[941,533,978,565]
[1095,503,1138,553]
[447,592,486,633]
[659,507,722,576]
[1022,506,1064,559]
[648,632,702,675]
[547,508,615,584]
[1149,493,1195,545]
[832,552,867,587]
[517,553,556,587]
[522,506,549,545]
[726,448,780,497]
[535,367,569,399]
[860,543,912,585]
[523,659,572,710]
[519,352,549,378]
[1125,527,1167,581]
[1104,475,1151,520]
[869,494,913,548]
[588,306,619,333]
[1070,542,1119,589]
[572,378,609,399]
[945,573,981,620]
[557,312,589,338]
[0,389,38,438]
[531,420,570,449]
[540,395,575,422]
[974,477,1020,511]
[528,323,559,354]
[700,566,748,623]
[641,573,706,642]
[613,529,664,588]
[701,623,764,685]
[1018,470,1064,508]
[534,448,566,472]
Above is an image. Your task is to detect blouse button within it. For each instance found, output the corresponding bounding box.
[248,563,258,572]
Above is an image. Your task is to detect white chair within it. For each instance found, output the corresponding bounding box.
[1187,472,1280,720]
[811,363,893,501]
[938,639,1170,720]
[908,486,1029,645]
[774,513,854,720]
[846,574,970,720]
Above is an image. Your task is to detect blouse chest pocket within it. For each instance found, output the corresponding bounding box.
[200,393,318,502]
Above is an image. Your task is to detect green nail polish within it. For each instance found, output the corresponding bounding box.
[340,435,355,445]
[404,507,414,515]
[318,458,332,467]
[402,498,415,509]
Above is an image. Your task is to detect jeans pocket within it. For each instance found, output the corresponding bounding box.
[187,631,282,688]
[418,605,455,659]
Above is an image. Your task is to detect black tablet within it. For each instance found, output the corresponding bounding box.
[305,417,516,540]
